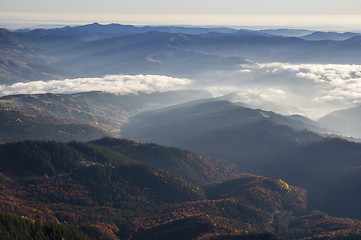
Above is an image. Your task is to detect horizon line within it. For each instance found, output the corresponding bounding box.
[1,13,361,31]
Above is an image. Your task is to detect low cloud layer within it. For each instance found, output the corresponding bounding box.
[1,65,361,119]
[201,63,361,119]
[254,63,361,105]
[0,74,192,97]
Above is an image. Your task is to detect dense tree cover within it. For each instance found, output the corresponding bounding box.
[204,174,307,213]
[207,232,285,240]
[1,139,361,239]
[0,110,107,142]
[258,138,361,219]
[68,141,136,167]
[132,216,227,240]
[73,164,205,208]
[133,214,285,240]
[90,137,239,184]
[0,210,90,240]
[123,99,361,221]
[0,140,83,176]
[285,211,361,239]
[0,140,205,207]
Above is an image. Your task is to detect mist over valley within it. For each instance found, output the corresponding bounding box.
[2,22,361,239]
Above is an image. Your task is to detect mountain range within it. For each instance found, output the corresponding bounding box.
[1,23,361,83]
[0,90,211,138]
[122,99,361,220]
[16,23,360,40]
[1,89,360,223]
[122,100,324,165]
[300,31,360,41]
[2,22,361,239]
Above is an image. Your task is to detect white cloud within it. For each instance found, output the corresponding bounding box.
[250,63,361,105]
[0,74,192,97]
[238,69,252,73]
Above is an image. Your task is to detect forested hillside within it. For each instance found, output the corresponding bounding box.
[1,139,361,239]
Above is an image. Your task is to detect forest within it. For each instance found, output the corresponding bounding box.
[1,138,361,239]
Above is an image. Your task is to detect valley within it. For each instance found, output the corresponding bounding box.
[1,22,361,239]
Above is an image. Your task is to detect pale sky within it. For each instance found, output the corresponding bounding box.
[1,0,361,29]
[2,0,361,14]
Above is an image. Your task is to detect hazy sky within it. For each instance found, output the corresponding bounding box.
[2,0,361,14]
[1,0,361,29]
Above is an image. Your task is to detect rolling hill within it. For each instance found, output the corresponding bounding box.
[2,22,361,239]
[1,138,361,239]
[0,139,295,239]
[0,90,212,136]
[122,100,323,168]
[89,137,239,184]
[122,100,361,220]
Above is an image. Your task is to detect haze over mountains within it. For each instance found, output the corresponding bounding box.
[0,90,211,138]
[122,99,361,218]
[2,22,361,239]
[2,22,361,121]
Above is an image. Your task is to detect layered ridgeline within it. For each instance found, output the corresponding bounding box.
[1,24,361,82]
[122,100,324,166]
[2,23,361,239]
[0,90,211,140]
[123,100,361,220]
[318,105,361,139]
[12,23,359,41]
[1,138,361,239]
